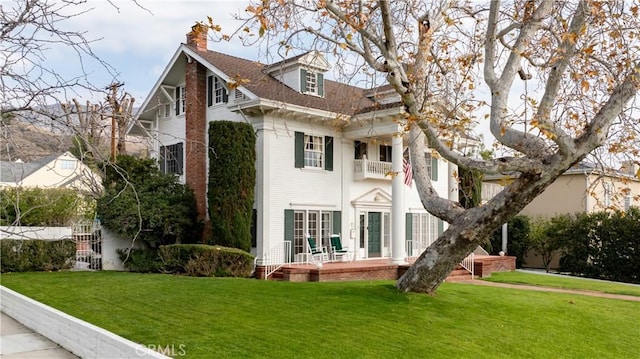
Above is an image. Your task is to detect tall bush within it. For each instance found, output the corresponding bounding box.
[97,155,200,248]
[557,209,639,284]
[208,121,256,251]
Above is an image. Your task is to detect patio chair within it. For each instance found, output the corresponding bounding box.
[330,234,350,261]
[306,236,328,263]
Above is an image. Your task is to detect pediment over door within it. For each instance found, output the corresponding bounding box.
[351,188,392,208]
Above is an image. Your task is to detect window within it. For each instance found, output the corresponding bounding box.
[60,159,75,170]
[175,86,185,116]
[624,195,632,211]
[289,210,337,257]
[424,152,439,181]
[294,132,333,171]
[207,75,228,106]
[304,135,323,168]
[354,141,368,160]
[410,213,440,253]
[603,182,612,207]
[300,69,324,96]
[379,145,392,162]
[162,103,171,118]
[159,142,184,175]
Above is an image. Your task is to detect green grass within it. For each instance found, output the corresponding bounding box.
[484,271,640,297]
[1,272,639,359]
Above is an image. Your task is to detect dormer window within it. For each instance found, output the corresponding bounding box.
[207,75,228,106]
[300,69,324,97]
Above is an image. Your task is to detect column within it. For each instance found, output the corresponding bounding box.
[391,133,406,264]
[448,161,459,202]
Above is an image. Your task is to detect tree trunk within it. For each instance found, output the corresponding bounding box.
[397,168,573,294]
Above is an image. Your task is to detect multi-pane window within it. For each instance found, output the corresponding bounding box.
[425,153,433,178]
[354,141,367,160]
[304,135,323,168]
[175,86,185,115]
[412,213,439,253]
[207,76,228,106]
[624,195,632,211]
[305,71,317,94]
[162,103,171,118]
[292,210,333,256]
[159,142,184,175]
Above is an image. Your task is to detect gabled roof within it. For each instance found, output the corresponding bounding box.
[187,44,375,115]
[0,154,58,183]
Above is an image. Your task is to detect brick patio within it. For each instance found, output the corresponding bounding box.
[256,255,516,282]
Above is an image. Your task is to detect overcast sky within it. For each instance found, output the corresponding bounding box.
[5,0,501,145]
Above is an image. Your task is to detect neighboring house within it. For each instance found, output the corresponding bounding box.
[0,152,102,194]
[130,25,480,264]
[485,161,640,217]
[485,161,640,269]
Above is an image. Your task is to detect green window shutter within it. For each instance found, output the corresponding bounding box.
[251,209,257,248]
[177,142,184,175]
[437,219,444,236]
[294,132,304,168]
[300,69,307,92]
[324,136,333,171]
[431,157,439,181]
[405,213,413,242]
[318,73,324,97]
[284,209,294,242]
[159,145,166,173]
[174,87,180,115]
[332,211,341,235]
[207,76,213,106]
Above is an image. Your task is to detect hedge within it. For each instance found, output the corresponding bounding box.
[160,244,254,277]
[117,244,255,278]
[1,239,76,272]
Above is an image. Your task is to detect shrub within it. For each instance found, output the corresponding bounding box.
[98,155,201,248]
[1,239,75,272]
[557,209,640,284]
[488,215,530,268]
[160,244,254,277]
[208,121,256,251]
[116,248,164,273]
[0,187,94,226]
[528,215,572,272]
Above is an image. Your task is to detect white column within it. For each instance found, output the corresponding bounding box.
[448,161,459,202]
[391,133,406,264]
[256,128,271,264]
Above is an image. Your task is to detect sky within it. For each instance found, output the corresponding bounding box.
[5,0,502,145]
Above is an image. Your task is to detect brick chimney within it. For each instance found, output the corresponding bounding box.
[186,23,208,51]
[185,24,210,241]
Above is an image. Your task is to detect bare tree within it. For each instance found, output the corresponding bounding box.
[219,0,640,293]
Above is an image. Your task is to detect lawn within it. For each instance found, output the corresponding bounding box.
[485,271,640,297]
[1,272,639,359]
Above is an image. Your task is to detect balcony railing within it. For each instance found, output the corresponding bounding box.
[354,158,393,181]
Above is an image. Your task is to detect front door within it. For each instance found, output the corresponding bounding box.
[367,212,381,257]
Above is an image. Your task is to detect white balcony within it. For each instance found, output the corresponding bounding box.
[354,158,393,181]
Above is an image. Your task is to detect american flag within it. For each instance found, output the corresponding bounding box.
[403,150,412,187]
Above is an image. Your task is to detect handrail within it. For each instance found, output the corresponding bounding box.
[406,240,474,279]
[262,241,292,279]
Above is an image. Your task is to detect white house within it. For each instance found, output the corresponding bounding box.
[0,151,101,194]
[130,25,480,265]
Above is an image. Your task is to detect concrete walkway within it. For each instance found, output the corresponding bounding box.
[0,312,78,358]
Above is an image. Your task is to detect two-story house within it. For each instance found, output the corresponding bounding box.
[130,25,479,266]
